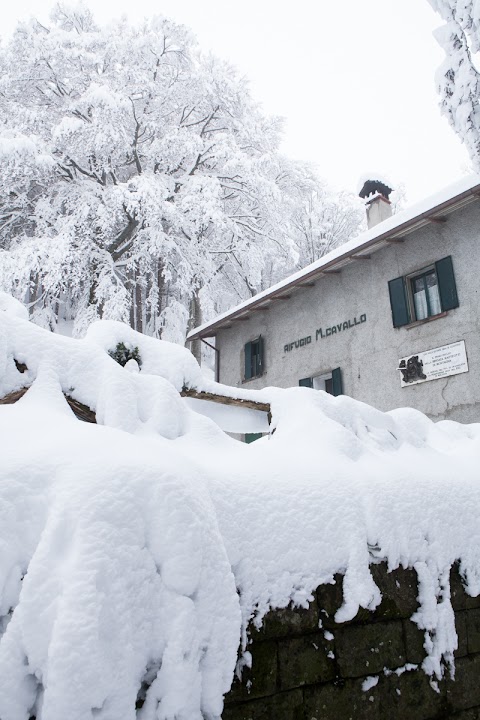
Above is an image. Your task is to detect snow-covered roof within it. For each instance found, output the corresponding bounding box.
[188,174,480,341]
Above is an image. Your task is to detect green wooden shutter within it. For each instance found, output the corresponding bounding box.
[299,377,314,388]
[244,341,252,380]
[332,367,343,396]
[435,256,459,311]
[245,432,262,444]
[257,335,265,376]
[388,276,410,327]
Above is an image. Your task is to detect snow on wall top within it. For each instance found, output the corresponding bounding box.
[1,305,480,719]
[0,291,28,321]
[188,173,480,340]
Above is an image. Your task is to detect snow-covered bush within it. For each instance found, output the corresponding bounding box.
[108,341,142,368]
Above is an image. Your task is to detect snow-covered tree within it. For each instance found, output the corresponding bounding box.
[0,4,362,346]
[428,0,480,170]
[287,167,364,267]
[200,159,364,322]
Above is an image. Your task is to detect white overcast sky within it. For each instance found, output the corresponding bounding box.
[1,0,470,204]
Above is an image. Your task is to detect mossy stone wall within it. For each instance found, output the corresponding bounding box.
[223,564,480,720]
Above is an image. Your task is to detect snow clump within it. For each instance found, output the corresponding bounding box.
[1,300,480,719]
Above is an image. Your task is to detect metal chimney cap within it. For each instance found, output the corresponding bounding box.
[359,178,393,200]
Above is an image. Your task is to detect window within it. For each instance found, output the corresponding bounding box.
[388,255,458,328]
[299,368,343,396]
[245,433,263,444]
[411,268,442,320]
[244,336,264,380]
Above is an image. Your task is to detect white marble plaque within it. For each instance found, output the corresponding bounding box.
[399,341,468,387]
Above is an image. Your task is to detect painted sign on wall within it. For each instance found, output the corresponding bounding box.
[316,314,366,340]
[284,314,367,353]
[398,340,468,387]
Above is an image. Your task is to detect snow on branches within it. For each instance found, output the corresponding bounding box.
[428,0,480,170]
[0,5,362,343]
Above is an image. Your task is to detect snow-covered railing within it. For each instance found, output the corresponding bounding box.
[0,381,271,425]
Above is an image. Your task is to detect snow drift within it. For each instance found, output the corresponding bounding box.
[1,296,480,719]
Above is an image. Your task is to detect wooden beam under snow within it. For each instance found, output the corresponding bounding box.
[0,387,97,423]
[1,386,271,424]
[181,388,271,416]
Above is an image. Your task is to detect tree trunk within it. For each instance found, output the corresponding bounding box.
[88,261,103,318]
[135,270,143,334]
[187,288,202,364]
[145,272,152,328]
[125,266,135,328]
[155,260,166,338]
[28,271,40,316]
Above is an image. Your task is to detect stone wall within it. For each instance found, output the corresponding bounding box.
[223,564,480,720]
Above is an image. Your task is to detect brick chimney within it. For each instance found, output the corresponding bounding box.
[359,178,393,229]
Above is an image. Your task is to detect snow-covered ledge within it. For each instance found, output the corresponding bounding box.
[1,294,480,720]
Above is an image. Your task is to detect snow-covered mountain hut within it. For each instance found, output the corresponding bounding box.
[188,175,480,425]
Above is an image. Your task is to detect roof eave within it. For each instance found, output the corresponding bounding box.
[188,182,480,342]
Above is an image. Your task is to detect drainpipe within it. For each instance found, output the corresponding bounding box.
[201,338,220,383]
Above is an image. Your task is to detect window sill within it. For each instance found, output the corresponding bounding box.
[242,374,264,384]
[404,311,448,329]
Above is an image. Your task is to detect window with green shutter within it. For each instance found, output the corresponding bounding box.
[299,370,342,396]
[244,340,253,380]
[299,377,314,388]
[331,367,343,397]
[388,256,458,326]
[388,276,410,327]
[244,336,265,380]
[435,256,459,311]
[245,432,263,443]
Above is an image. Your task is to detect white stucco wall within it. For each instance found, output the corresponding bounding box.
[214,200,480,423]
